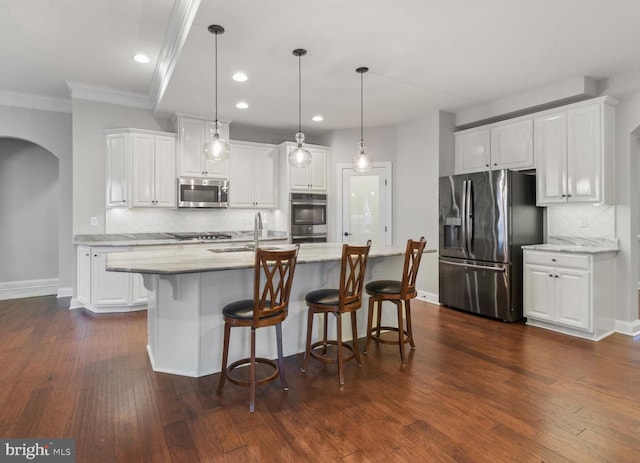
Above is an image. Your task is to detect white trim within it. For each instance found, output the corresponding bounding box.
[0,278,59,301]
[0,89,71,113]
[416,290,439,305]
[66,81,152,109]
[69,298,85,310]
[150,0,201,109]
[614,319,640,336]
[336,161,393,245]
[76,303,147,314]
[57,287,72,298]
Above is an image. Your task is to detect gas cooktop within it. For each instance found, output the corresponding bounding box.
[171,232,233,241]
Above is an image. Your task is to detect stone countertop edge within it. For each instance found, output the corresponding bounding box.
[106,244,437,275]
[521,235,619,254]
[74,231,288,246]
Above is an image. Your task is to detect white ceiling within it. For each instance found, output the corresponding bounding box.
[3,0,640,134]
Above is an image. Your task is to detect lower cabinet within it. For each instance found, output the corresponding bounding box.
[76,246,147,313]
[523,249,615,340]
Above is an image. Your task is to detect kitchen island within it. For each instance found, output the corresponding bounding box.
[107,242,435,377]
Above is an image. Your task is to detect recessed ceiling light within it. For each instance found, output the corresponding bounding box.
[232,72,248,82]
[133,54,150,64]
[312,115,324,122]
[236,101,249,109]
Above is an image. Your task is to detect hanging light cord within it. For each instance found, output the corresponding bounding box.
[298,53,302,134]
[360,70,364,142]
[214,31,219,128]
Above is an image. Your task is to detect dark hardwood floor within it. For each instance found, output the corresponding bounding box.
[1,295,639,462]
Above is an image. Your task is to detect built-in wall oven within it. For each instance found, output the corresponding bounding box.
[290,192,328,244]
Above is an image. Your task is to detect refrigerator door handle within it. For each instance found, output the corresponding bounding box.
[439,260,506,273]
[466,180,473,253]
[461,180,468,254]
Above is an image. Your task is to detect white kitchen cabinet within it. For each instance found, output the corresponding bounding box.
[280,142,329,191]
[75,246,147,313]
[454,119,533,174]
[105,133,129,207]
[535,96,616,205]
[177,116,230,178]
[229,140,278,208]
[130,132,176,208]
[523,249,615,340]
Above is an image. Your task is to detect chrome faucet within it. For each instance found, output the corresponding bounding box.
[254,212,263,249]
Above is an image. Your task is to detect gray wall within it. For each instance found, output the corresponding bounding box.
[0,139,59,281]
[0,105,72,290]
[71,99,171,235]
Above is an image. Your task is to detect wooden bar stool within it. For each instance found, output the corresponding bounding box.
[301,240,371,385]
[364,237,426,363]
[216,245,299,412]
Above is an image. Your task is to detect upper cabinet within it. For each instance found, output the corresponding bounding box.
[229,140,278,208]
[535,96,616,206]
[130,133,176,208]
[280,142,329,191]
[106,132,129,207]
[455,119,533,174]
[177,116,230,178]
[105,129,176,209]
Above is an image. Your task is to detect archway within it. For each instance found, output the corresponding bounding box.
[0,138,60,299]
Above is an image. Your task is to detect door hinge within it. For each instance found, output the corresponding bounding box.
[385,225,388,232]
[384,179,388,186]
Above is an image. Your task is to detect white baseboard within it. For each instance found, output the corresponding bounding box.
[416,290,439,305]
[57,287,72,298]
[615,319,640,336]
[0,278,59,301]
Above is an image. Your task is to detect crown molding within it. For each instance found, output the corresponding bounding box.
[149,0,201,110]
[0,89,71,113]
[66,81,152,109]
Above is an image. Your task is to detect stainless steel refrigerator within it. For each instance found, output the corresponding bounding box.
[439,169,543,322]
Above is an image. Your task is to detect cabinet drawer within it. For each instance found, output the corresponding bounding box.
[524,250,590,269]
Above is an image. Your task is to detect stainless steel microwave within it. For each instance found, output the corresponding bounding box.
[177,177,229,208]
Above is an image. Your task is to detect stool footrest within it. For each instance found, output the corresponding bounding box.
[309,340,356,364]
[369,326,411,345]
[224,357,279,387]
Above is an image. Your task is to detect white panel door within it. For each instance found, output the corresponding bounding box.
[455,128,490,174]
[490,119,533,170]
[131,133,155,207]
[229,143,254,207]
[253,146,277,207]
[203,121,229,178]
[154,135,176,208]
[178,117,206,177]
[77,246,92,305]
[308,148,327,191]
[535,113,567,205]
[524,264,555,321]
[567,104,601,202]
[555,268,591,330]
[105,133,128,207]
[92,251,129,306]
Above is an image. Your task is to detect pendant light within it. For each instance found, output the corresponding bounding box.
[202,24,230,163]
[289,48,312,168]
[352,66,372,173]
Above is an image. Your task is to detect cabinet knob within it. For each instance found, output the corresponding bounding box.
[551,258,556,262]
[554,275,559,278]
[493,163,497,166]
[548,274,553,277]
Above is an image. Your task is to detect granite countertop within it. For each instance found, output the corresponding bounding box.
[522,236,619,254]
[74,231,288,246]
[106,242,437,275]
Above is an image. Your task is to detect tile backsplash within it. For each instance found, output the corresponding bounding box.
[106,208,284,234]
[546,204,616,239]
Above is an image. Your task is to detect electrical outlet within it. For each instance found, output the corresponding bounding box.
[90,217,98,227]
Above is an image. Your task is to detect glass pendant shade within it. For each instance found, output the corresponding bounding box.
[353,66,372,172]
[352,140,372,172]
[289,48,312,168]
[289,131,312,168]
[203,24,230,163]
[203,131,230,162]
